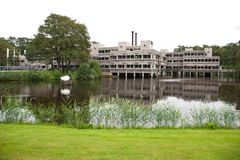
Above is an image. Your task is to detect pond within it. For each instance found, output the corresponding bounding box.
[0,78,240,128]
[0,78,240,109]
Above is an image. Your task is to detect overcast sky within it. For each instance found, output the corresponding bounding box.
[0,0,240,51]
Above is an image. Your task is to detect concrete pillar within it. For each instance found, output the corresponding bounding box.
[150,78,153,91]
[116,78,119,90]
[141,78,144,92]
[124,78,127,90]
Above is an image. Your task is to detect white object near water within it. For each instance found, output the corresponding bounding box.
[6,48,9,58]
[60,75,70,81]
[60,89,70,95]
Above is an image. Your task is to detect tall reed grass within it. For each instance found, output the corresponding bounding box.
[0,96,34,123]
[0,96,239,128]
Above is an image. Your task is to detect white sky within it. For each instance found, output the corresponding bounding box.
[0,0,240,51]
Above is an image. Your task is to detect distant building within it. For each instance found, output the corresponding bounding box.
[90,34,220,78]
[165,48,220,78]
[19,55,48,69]
[91,40,167,78]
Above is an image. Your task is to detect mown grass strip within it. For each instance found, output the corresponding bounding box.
[0,124,240,160]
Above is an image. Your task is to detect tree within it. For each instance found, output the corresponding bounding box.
[7,37,32,55]
[28,13,90,72]
[0,37,17,66]
[174,45,187,52]
[76,61,102,80]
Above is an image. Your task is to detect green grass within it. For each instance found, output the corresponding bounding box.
[0,124,240,160]
[0,70,63,81]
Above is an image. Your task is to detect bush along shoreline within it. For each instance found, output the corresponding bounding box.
[0,70,63,82]
[0,96,239,129]
[0,62,102,81]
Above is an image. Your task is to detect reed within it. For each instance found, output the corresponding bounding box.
[220,106,239,128]
[0,96,33,123]
[1,96,239,129]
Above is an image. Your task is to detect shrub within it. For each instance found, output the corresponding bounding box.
[76,61,101,80]
[26,71,43,81]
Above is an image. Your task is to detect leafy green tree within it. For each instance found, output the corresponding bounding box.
[28,13,90,72]
[7,36,32,57]
[15,37,32,55]
[174,45,186,52]
[76,61,102,80]
[0,37,17,66]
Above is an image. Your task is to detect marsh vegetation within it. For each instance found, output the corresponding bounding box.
[1,95,239,129]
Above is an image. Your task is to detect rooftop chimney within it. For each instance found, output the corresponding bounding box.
[135,33,137,46]
[131,31,134,46]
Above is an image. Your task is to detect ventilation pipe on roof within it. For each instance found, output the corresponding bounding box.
[131,31,134,46]
[135,32,137,46]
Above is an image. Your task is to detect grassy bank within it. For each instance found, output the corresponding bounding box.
[0,70,64,81]
[0,124,240,160]
[0,62,102,81]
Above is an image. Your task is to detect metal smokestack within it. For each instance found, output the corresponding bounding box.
[135,33,137,46]
[131,31,134,46]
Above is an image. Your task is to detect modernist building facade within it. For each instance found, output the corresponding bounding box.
[165,48,220,78]
[90,40,220,78]
[91,40,166,78]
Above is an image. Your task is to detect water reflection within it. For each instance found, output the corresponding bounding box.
[0,81,101,107]
[0,78,240,109]
[100,79,220,102]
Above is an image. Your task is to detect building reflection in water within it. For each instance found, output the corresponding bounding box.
[100,78,220,102]
[1,79,239,109]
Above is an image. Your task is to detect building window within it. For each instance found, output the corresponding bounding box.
[110,65,116,68]
[143,55,150,59]
[135,55,142,59]
[134,65,142,68]
[127,65,134,68]
[118,65,124,68]
[143,65,150,68]
[110,56,116,59]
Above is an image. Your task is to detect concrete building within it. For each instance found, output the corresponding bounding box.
[90,32,220,79]
[165,48,220,78]
[91,36,166,78]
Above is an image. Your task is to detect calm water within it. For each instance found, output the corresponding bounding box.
[0,78,240,110]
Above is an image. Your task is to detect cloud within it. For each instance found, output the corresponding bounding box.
[235,26,240,30]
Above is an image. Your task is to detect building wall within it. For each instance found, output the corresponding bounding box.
[165,48,220,78]
[91,41,165,78]
[91,42,220,78]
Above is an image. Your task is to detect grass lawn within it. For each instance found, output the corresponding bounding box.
[0,124,240,160]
